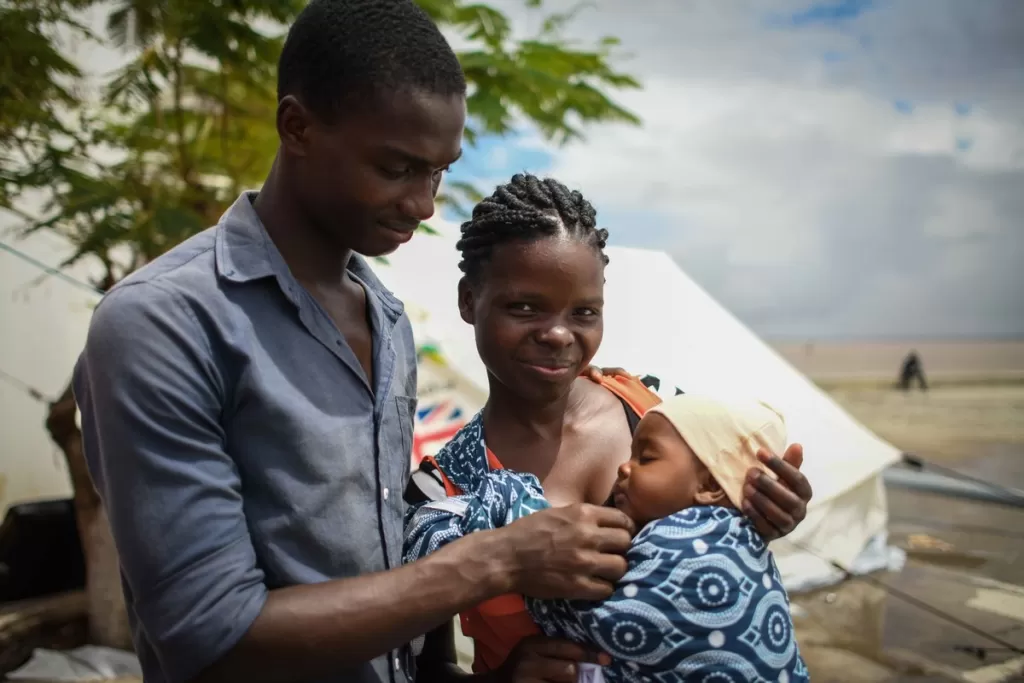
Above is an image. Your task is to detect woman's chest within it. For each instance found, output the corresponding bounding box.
[497,422,632,507]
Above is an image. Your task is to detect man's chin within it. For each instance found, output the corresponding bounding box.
[355,231,416,258]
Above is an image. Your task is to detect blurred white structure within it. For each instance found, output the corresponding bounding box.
[373,223,902,592]
[0,230,102,514]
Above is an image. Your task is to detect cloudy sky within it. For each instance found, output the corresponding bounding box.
[444,0,1024,340]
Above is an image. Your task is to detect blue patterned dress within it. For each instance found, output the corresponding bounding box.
[403,412,809,682]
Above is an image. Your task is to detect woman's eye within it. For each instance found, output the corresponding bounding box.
[509,303,536,314]
[574,307,600,317]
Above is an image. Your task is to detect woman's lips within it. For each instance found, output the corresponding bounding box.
[519,361,575,379]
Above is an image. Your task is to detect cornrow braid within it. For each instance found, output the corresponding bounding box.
[457,173,609,281]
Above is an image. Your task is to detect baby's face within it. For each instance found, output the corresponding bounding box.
[610,412,706,527]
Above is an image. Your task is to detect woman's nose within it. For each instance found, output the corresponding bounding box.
[535,323,573,349]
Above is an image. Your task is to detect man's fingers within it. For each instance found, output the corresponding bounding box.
[526,637,596,662]
[589,526,633,554]
[524,659,578,683]
[568,576,618,601]
[584,504,637,535]
[601,366,629,378]
[585,551,629,584]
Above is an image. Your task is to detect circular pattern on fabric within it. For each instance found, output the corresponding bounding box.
[740,591,797,669]
[678,650,764,683]
[623,583,639,598]
[696,573,731,607]
[779,671,790,683]
[708,630,726,648]
[700,674,739,683]
[693,539,709,555]
[666,554,756,629]
[763,573,773,589]
[584,599,690,665]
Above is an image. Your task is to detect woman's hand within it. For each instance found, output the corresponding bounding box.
[582,366,631,381]
[495,636,608,683]
[743,444,813,540]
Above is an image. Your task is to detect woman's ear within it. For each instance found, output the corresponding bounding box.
[694,470,729,506]
[457,277,475,325]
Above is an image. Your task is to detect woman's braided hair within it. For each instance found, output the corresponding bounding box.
[456,173,609,281]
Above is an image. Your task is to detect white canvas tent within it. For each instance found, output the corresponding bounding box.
[373,225,903,593]
[2,221,902,593]
[0,232,102,515]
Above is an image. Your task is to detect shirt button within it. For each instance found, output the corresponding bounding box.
[393,657,400,671]
[382,487,390,501]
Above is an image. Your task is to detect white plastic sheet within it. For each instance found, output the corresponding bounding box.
[7,646,142,681]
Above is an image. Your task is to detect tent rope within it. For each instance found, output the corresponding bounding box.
[0,240,106,295]
[780,535,1024,657]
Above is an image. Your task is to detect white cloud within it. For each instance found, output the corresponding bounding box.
[491,0,1024,338]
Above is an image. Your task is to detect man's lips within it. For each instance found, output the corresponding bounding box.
[379,222,418,241]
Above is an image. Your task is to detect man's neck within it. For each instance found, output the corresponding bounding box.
[254,158,353,287]
[482,376,584,442]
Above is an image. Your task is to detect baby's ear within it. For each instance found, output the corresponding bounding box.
[694,488,728,506]
[694,469,728,506]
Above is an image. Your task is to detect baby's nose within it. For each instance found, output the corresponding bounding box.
[617,461,631,479]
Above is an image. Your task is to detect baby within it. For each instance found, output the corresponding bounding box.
[528,395,809,682]
[404,395,808,682]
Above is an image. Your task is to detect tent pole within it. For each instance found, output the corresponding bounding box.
[883,453,1024,509]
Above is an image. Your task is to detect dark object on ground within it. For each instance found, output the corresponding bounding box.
[0,590,88,675]
[0,498,86,603]
[898,351,928,391]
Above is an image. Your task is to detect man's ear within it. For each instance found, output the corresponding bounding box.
[694,469,728,506]
[457,277,476,324]
[277,95,313,157]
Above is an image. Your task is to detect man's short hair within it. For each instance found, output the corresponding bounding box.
[277,0,467,121]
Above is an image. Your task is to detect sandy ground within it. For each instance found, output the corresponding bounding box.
[829,384,1024,463]
[791,383,1024,683]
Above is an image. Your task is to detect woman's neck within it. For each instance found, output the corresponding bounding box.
[482,376,585,441]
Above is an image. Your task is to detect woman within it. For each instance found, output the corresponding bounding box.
[411,174,813,682]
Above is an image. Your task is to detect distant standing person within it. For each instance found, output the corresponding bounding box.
[899,350,928,391]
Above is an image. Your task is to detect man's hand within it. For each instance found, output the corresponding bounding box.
[742,443,813,540]
[495,636,609,683]
[499,504,635,601]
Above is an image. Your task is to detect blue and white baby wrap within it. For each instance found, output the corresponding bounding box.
[403,413,809,682]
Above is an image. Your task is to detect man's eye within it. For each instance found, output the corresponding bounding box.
[380,166,410,180]
[575,307,600,317]
[509,303,536,314]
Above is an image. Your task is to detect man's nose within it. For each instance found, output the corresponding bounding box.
[398,176,436,222]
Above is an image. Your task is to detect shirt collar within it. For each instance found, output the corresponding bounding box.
[215,191,406,322]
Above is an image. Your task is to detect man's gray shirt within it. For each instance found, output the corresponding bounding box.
[73,193,419,683]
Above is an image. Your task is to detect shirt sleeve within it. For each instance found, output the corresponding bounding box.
[73,281,268,683]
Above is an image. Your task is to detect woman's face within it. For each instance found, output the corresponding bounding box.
[459,235,605,403]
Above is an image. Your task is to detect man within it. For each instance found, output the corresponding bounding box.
[73,2,811,682]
